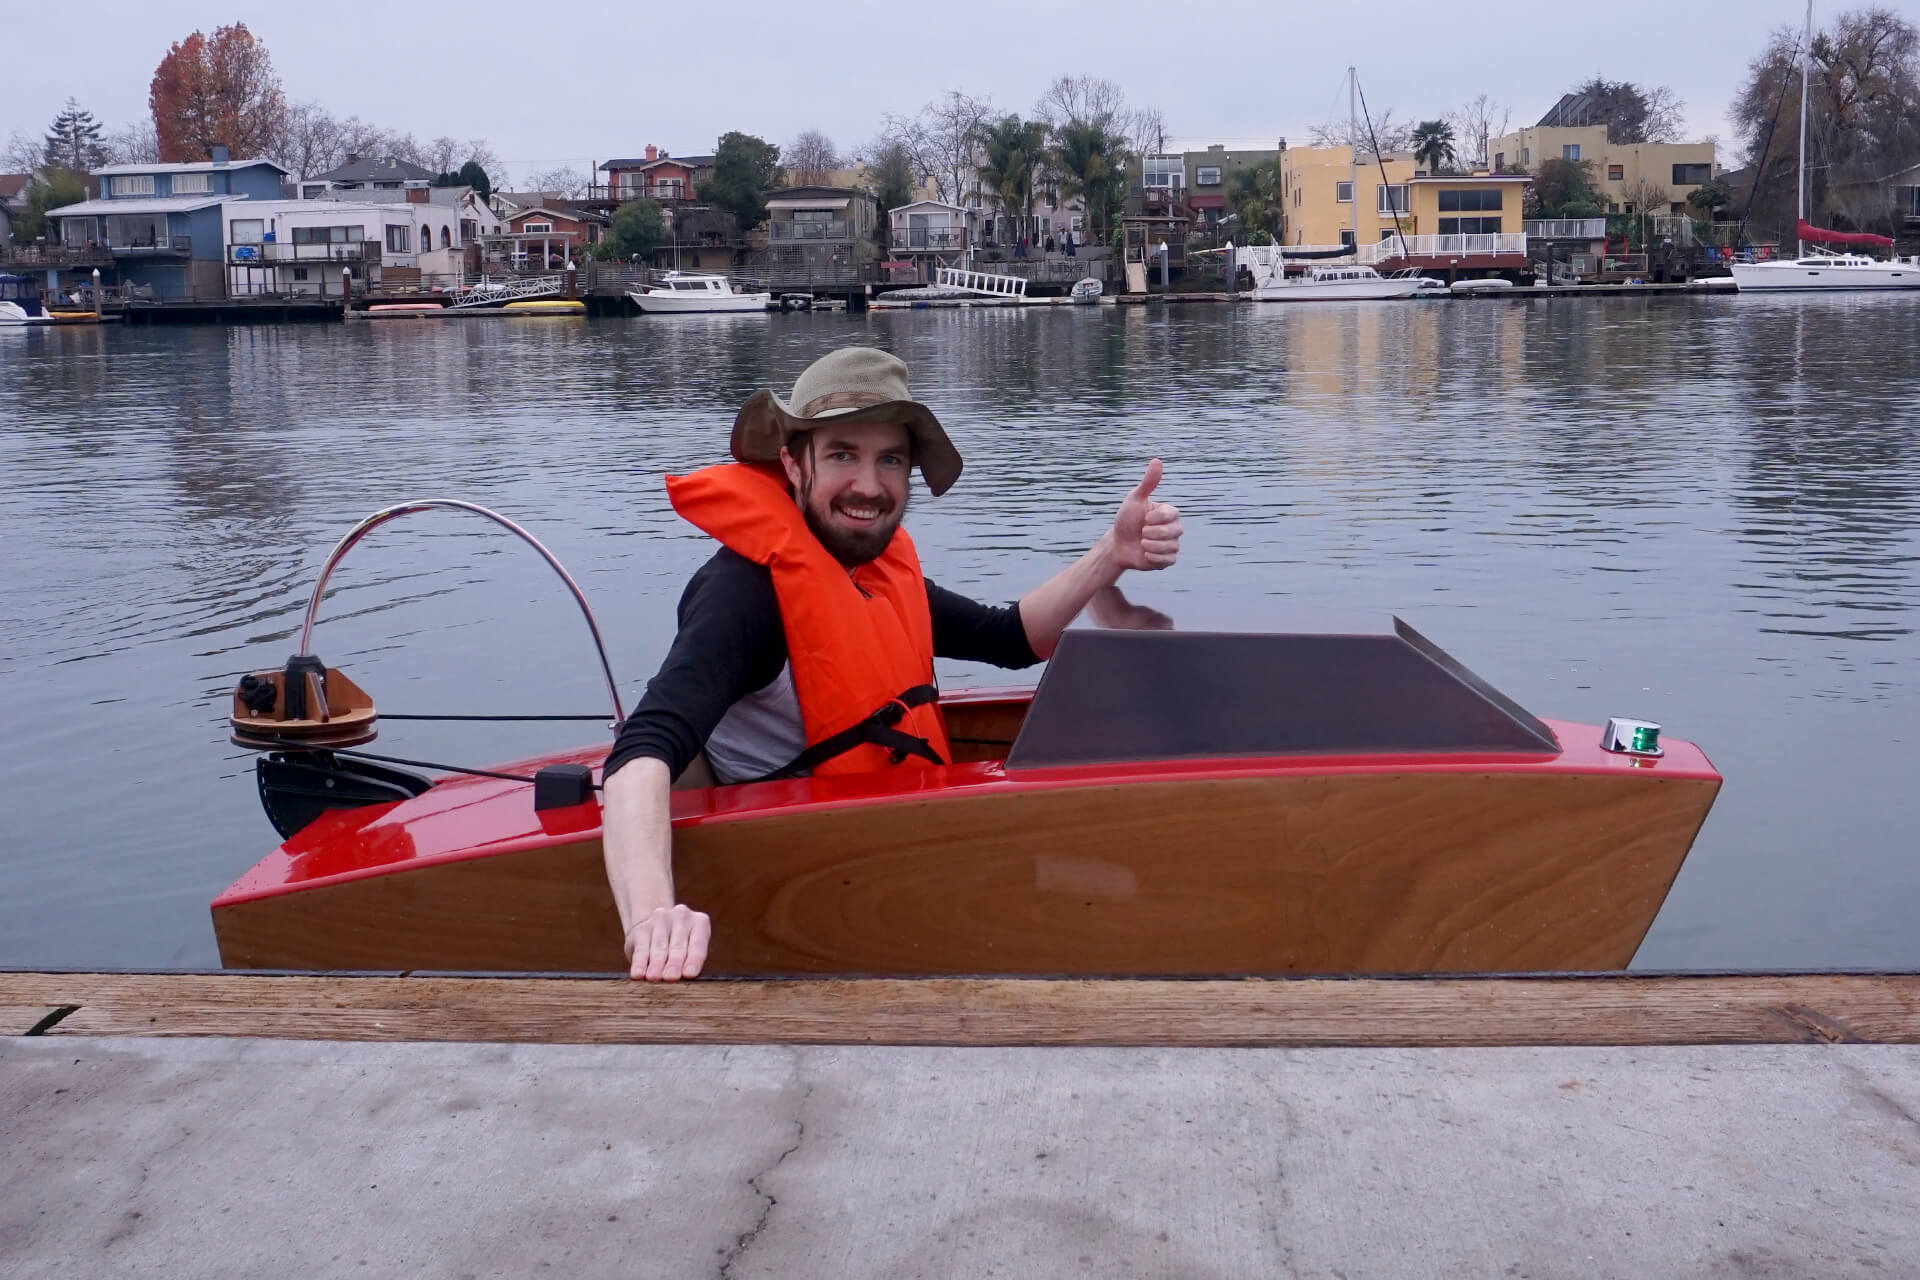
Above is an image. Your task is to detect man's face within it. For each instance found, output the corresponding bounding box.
[780,421,913,567]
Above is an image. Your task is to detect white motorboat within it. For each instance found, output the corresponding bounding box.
[1070,277,1103,304]
[627,272,771,314]
[1388,268,1450,297]
[1251,261,1420,302]
[1731,1,1920,294]
[1451,278,1515,293]
[0,299,52,326]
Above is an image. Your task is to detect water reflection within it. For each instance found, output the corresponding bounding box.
[1,297,1917,969]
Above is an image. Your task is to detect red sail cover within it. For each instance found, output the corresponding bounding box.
[1798,218,1894,248]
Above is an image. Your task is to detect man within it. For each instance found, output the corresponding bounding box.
[601,345,1182,981]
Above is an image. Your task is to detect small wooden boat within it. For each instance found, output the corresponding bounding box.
[502,299,586,316]
[213,502,1721,976]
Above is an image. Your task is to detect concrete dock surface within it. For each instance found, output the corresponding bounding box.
[5,1036,1918,1279]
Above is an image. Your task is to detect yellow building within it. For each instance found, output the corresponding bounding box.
[1485,125,1716,214]
[1280,145,1531,271]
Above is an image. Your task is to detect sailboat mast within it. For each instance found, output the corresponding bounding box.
[1798,0,1811,253]
[1349,67,1359,249]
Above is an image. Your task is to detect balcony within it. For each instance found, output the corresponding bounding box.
[893,227,968,250]
[770,220,852,242]
[0,242,114,268]
[99,235,193,257]
[1524,218,1607,240]
[228,241,380,265]
[1357,233,1528,263]
[583,184,697,206]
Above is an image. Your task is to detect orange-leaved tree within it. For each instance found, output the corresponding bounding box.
[150,24,286,163]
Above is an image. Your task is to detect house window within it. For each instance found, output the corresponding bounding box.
[1196,166,1222,186]
[172,173,211,194]
[1670,202,1685,215]
[791,209,835,221]
[112,174,155,197]
[292,225,365,244]
[1144,156,1184,189]
[1438,217,1503,234]
[1607,164,1625,181]
[1335,181,1353,203]
[1379,228,1395,241]
[301,184,327,199]
[523,221,552,233]
[1438,188,1503,212]
[229,219,265,244]
[1493,152,1504,169]
[1609,202,1620,213]
[1563,144,1581,161]
[386,225,411,252]
[292,268,309,281]
[1339,229,1355,248]
[1520,147,1530,165]
[1672,163,1712,186]
[1376,184,1408,214]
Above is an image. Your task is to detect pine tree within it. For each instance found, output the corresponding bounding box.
[43,98,106,172]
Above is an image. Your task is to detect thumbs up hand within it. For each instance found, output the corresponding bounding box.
[1109,458,1182,572]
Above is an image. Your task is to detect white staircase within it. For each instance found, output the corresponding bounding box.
[935,267,1029,298]
[445,275,567,310]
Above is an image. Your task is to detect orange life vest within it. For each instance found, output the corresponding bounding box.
[664,462,950,779]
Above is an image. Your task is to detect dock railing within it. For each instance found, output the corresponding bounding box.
[1357,233,1528,263]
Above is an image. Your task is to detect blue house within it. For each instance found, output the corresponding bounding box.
[51,147,289,300]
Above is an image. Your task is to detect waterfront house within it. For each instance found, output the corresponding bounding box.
[886,200,976,281]
[1488,113,1716,215]
[224,188,495,297]
[597,147,714,205]
[1280,145,1531,275]
[492,203,604,270]
[299,154,439,200]
[648,205,744,272]
[49,149,289,299]
[1135,141,1283,229]
[765,186,877,283]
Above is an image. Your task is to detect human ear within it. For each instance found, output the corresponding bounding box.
[779,444,805,490]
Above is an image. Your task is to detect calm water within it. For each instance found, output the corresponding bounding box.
[2,298,1917,971]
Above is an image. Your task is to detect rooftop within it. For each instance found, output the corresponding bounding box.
[313,155,437,184]
[93,158,288,177]
[51,195,235,216]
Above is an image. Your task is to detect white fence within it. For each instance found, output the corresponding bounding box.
[1356,233,1528,263]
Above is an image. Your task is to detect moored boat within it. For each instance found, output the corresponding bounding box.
[211,502,1721,976]
[627,271,772,314]
[502,299,586,315]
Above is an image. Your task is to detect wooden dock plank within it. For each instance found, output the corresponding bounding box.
[5,972,1918,1047]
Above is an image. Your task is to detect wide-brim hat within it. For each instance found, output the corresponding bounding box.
[730,346,962,496]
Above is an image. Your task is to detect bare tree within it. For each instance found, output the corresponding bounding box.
[1447,94,1511,169]
[528,167,590,199]
[103,120,161,166]
[880,91,993,206]
[1308,109,1416,158]
[1641,85,1687,143]
[1124,105,1169,156]
[1620,175,1671,216]
[3,129,41,175]
[269,100,348,178]
[1034,74,1128,129]
[784,129,840,185]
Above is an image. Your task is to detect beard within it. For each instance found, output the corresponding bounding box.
[801,481,908,567]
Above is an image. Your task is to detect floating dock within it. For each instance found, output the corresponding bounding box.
[4,972,1917,1275]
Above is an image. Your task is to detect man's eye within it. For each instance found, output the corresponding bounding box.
[828,451,855,463]
[880,454,907,468]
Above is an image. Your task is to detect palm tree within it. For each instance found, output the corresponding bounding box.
[1049,119,1129,240]
[976,115,1048,243]
[1411,120,1457,175]
[1229,161,1281,240]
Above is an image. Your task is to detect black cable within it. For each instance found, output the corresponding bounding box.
[380,713,611,722]
[332,747,567,787]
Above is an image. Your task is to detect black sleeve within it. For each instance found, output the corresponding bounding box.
[604,549,789,780]
[927,579,1041,669]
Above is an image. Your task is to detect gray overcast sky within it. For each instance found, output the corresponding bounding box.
[5,0,1823,184]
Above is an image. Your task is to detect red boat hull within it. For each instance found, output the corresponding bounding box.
[212,693,1720,976]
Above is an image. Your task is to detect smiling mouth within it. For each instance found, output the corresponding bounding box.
[834,502,889,524]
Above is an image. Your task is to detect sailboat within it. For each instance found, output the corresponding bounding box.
[1730,1,1920,292]
[1247,67,1422,302]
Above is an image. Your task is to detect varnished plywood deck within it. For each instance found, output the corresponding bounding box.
[6,971,1918,1046]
